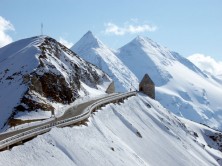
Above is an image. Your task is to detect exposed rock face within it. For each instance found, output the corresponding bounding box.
[0,36,112,128]
[29,73,76,104]
[208,133,222,152]
[17,37,111,111]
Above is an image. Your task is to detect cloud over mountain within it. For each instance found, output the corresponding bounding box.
[0,16,14,48]
[104,20,157,36]
[187,53,222,76]
[58,37,73,48]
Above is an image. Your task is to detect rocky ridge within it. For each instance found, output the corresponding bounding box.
[0,36,112,129]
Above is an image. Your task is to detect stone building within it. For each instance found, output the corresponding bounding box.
[106,81,115,94]
[139,74,155,99]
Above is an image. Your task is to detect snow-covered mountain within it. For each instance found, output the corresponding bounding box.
[0,36,112,130]
[117,36,222,131]
[71,31,139,92]
[1,34,221,165]
[198,70,222,87]
[0,94,221,165]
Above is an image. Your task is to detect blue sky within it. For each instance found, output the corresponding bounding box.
[0,0,222,61]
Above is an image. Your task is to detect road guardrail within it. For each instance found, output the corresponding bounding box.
[0,92,136,150]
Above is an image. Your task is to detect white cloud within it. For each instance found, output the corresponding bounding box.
[187,53,222,76]
[104,21,157,36]
[59,37,73,48]
[0,16,14,47]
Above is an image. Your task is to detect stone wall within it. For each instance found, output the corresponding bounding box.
[139,83,155,99]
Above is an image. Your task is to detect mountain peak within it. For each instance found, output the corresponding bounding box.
[83,30,94,39]
[85,30,93,36]
[0,35,112,129]
[71,31,139,92]
[132,35,159,48]
[135,35,147,41]
[72,31,105,51]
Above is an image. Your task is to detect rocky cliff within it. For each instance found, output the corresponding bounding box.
[0,36,112,129]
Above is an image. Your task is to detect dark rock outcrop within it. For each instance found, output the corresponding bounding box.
[3,36,112,127]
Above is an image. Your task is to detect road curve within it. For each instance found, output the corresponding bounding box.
[0,92,136,150]
[0,93,119,141]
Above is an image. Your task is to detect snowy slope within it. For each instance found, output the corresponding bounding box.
[71,31,139,92]
[0,94,221,166]
[117,36,222,131]
[0,36,112,130]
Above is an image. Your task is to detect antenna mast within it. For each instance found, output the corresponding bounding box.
[41,23,43,35]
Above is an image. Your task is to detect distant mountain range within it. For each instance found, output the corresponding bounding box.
[72,31,222,131]
[1,32,221,131]
[0,32,222,165]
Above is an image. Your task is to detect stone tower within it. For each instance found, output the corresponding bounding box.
[106,81,115,94]
[139,74,155,99]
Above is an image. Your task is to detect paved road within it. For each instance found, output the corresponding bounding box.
[0,93,118,141]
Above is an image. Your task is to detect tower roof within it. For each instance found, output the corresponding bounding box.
[140,74,154,86]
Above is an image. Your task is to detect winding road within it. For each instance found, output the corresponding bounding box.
[0,92,136,151]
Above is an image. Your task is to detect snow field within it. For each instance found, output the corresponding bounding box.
[0,94,221,166]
